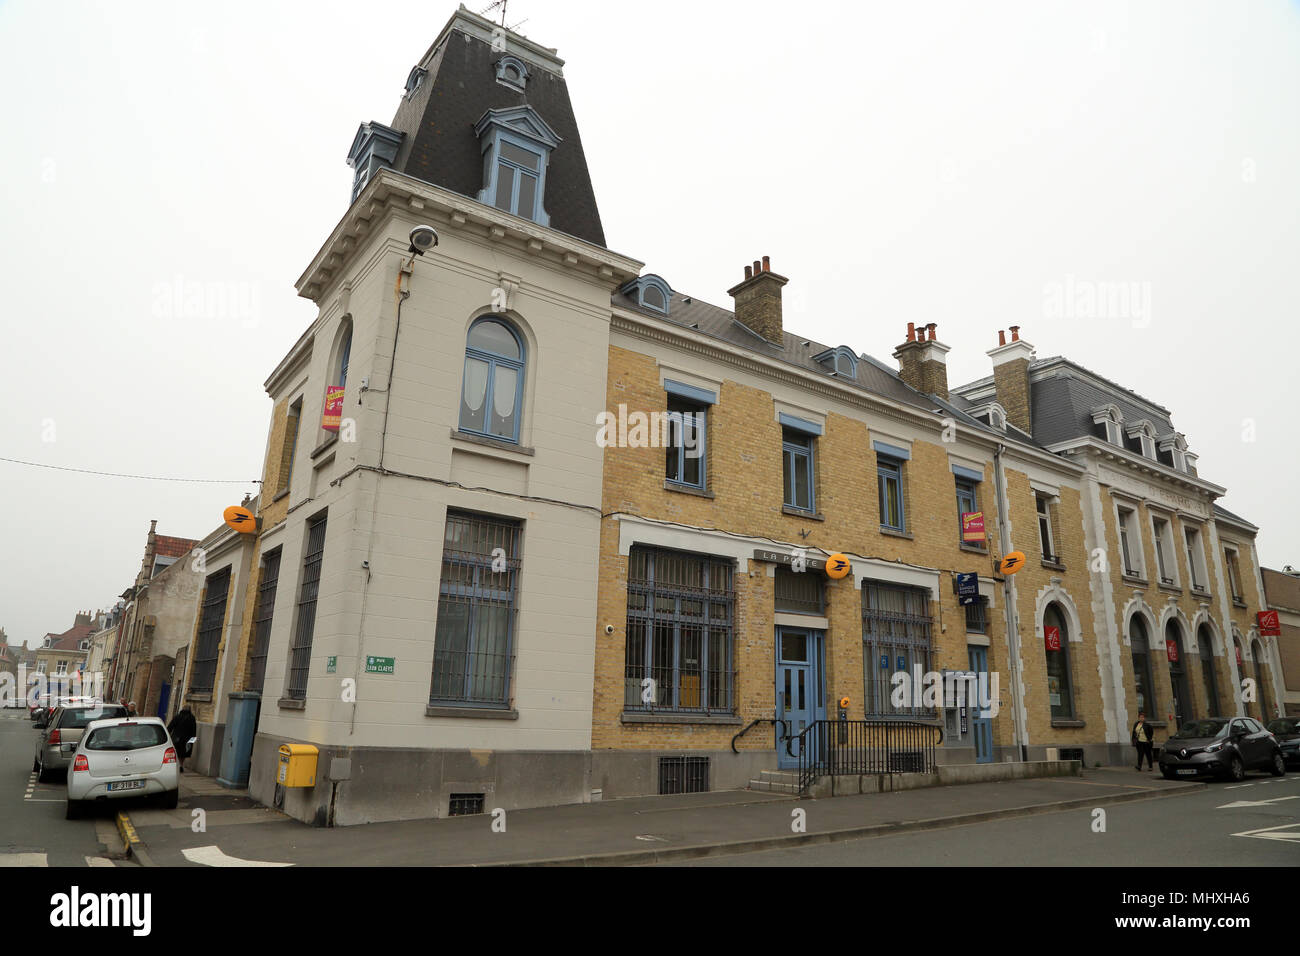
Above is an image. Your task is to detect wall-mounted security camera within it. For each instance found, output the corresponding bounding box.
[409,225,439,255]
[604,624,615,635]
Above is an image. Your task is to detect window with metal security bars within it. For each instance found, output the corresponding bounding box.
[447,793,485,816]
[625,547,735,715]
[430,512,521,708]
[248,549,282,693]
[861,581,934,717]
[659,756,709,795]
[775,566,824,615]
[191,568,231,695]
[964,597,988,634]
[286,514,327,700]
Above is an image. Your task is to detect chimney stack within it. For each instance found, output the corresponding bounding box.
[727,255,789,346]
[893,322,951,399]
[988,327,1036,433]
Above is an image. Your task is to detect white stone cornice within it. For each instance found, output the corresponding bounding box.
[296,169,643,303]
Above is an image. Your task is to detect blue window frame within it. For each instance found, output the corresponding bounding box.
[474,107,561,226]
[459,317,525,443]
[955,477,978,541]
[665,396,706,489]
[878,456,905,531]
[782,428,815,512]
[431,511,521,708]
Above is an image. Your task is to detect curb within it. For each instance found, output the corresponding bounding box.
[484,780,1207,867]
[115,812,156,867]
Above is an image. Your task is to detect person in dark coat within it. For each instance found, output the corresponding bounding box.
[167,707,197,773]
[1131,711,1155,770]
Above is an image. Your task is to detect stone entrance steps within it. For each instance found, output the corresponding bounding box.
[747,769,802,795]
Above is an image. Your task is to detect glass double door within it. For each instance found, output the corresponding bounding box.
[776,628,825,769]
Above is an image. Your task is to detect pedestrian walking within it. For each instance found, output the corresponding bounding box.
[167,707,196,773]
[1132,711,1155,770]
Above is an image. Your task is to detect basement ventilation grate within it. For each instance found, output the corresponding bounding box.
[448,793,485,816]
[1058,748,1085,763]
[659,756,709,795]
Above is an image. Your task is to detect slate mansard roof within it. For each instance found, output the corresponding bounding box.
[376,7,606,247]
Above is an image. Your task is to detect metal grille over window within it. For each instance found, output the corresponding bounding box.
[191,569,231,695]
[658,756,710,795]
[430,512,521,708]
[447,793,486,816]
[287,514,327,700]
[861,582,934,717]
[775,566,824,615]
[248,549,281,693]
[625,547,735,715]
[964,597,988,634]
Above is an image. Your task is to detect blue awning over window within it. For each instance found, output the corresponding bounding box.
[873,440,910,461]
[779,413,823,436]
[664,379,717,405]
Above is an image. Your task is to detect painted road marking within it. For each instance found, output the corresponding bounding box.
[85,857,116,867]
[1231,822,1300,843]
[1224,784,1254,789]
[181,845,293,867]
[0,853,48,866]
[1216,795,1300,810]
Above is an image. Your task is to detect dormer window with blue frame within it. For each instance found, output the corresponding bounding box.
[495,55,530,92]
[346,121,404,204]
[812,346,858,379]
[621,275,673,315]
[475,106,561,226]
[404,65,428,98]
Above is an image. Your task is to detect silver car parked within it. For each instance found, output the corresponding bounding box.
[66,717,179,819]
[33,702,128,781]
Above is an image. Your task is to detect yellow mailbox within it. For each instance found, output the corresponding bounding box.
[277,743,318,788]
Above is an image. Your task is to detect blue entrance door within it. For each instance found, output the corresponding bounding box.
[776,628,825,769]
[968,647,993,763]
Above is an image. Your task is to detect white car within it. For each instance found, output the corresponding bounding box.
[65,717,179,819]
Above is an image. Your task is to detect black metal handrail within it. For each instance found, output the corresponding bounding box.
[731,718,786,754]
[794,719,945,794]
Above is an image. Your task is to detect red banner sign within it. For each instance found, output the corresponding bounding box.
[1166,640,1179,663]
[1235,643,1243,666]
[322,385,345,432]
[1258,610,1281,637]
[961,511,985,543]
[1044,625,1061,652]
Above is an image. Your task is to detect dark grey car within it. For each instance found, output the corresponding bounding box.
[33,703,128,781]
[1158,716,1285,781]
[1267,717,1300,768]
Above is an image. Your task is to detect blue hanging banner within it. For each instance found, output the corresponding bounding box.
[956,572,980,606]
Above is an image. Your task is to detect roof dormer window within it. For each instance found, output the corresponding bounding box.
[1125,420,1157,459]
[1090,404,1124,446]
[475,106,561,226]
[495,55,530,92]
[346,121,404,204]
[621,275,673,315]
[404,66,428,98]
[812,346,858,378]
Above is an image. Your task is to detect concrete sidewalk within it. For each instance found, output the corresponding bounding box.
[124,767,1205,866]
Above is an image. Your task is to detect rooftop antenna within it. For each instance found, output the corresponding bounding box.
[479,0,509,26]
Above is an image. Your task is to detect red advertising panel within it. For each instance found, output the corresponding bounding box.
[322,385,345,432]
[961,511,985,543]
[1257,610,1281,637]
[1166,640,1179,663]
[1044,625,1061,652]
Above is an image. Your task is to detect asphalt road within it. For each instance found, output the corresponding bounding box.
[674,771,1300,866]
[0,708,127,867]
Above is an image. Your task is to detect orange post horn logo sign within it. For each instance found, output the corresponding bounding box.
[825,553,851,579]
[997,551,1026,575]
[223,505,258,534]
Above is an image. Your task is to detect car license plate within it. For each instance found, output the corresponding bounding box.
[106,780,145,792]
[1177,768,1198,775]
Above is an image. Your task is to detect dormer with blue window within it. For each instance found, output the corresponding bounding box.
[621,274,673,315]
[474,105,561,226]
[812,345,858,379]
[346,121,404,204]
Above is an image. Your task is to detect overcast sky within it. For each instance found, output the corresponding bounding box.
[1,0,1297,648]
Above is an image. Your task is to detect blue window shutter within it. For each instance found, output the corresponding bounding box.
[778,413,823,436]
[872,440,911,461]
[663,379,717,406]
[951,464,984,482]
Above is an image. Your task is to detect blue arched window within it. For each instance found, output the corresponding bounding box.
[459,317,525,443]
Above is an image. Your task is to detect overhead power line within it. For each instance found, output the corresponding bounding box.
[0,456,261,485]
